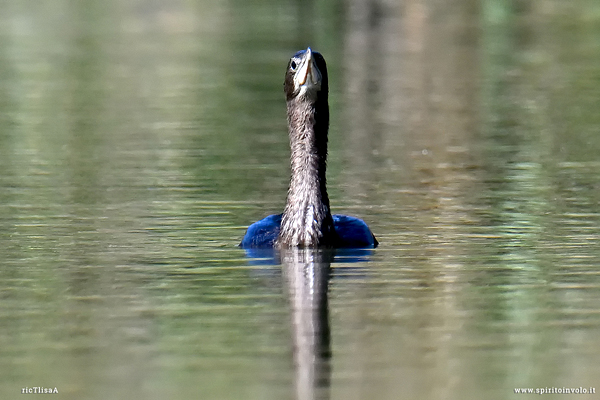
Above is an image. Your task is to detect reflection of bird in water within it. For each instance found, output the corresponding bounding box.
[281,249,333,400]
[241,48,378,249]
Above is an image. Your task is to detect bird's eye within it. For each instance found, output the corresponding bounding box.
[290,61,297,71]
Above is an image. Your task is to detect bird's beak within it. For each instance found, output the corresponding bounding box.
[294,47,321,91]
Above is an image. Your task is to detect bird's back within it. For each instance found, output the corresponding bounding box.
[240,213,377,249]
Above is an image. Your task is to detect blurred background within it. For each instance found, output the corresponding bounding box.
[1,0,599,399]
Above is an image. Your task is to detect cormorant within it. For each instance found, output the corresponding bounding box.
[240,48,377,249]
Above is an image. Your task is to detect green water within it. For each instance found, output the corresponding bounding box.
[1,0,600,399]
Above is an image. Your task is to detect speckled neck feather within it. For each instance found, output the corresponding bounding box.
[277,60,336,247]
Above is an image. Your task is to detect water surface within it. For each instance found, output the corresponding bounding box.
[1,1,600,399]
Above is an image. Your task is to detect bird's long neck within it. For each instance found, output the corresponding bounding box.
[278,97,335,247]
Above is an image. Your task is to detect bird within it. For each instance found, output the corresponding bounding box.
[240,47,377,249]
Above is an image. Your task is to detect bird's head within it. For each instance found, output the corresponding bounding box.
[284,47,328,102]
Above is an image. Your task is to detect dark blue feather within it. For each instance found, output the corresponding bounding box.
[240,214,377,249]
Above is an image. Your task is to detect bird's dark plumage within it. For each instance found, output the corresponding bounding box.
[241,48,377,249]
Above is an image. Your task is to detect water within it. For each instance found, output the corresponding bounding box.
[1,0,600,399]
